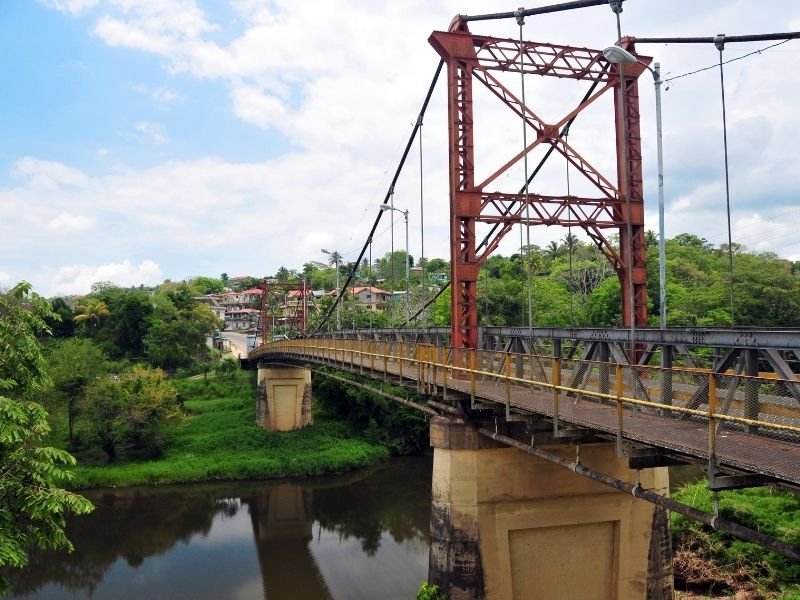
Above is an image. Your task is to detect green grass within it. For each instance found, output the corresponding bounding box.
[69,371,389,489]
[671,481,800,597]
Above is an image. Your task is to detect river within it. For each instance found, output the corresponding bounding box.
[6,457,433,600]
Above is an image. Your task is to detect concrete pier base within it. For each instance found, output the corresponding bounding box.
[256,365,313,431]
[428,417,672,600]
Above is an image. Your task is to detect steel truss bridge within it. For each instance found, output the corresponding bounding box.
[250,326,800,560]
[247,2,800,565]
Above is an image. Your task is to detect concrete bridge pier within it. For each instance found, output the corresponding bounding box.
[428,417,673,600]
[256,363,313,431]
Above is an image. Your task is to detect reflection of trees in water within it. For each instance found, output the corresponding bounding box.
[311,459,432,555]
[5,458,433,597]
[4,488,238,596]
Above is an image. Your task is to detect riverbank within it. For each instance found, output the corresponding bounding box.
[69,370,390,489]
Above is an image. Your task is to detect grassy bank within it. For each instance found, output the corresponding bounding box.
[69,371,389,489]
[672,481,800,599]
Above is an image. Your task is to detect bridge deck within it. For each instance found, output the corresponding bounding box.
[445,375,799,486]
[294,354,800,488]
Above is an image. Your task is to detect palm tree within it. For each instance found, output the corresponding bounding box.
[545,240,563,260]
[73,299,110,335]
[326,251,343,268]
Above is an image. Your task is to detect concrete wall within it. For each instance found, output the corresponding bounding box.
[256,366,313,431]
[428,417,672,600]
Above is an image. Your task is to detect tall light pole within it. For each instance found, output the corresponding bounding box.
[603,45,667,330]
[321,248,341,330]
[379,204,410,320]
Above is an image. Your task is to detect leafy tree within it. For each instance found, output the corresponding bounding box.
[145,300,218,371]
[107,291,153,357]
[190,276,224,295]
[45,338,109,448]
[81,366,181,461]
[46,298,76,338]
[73,298,110,334]
[0,282,93,592]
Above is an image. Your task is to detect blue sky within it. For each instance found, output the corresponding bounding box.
[2,0,800,295]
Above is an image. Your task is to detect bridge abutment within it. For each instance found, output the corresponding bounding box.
[428,417,672,599]
[256,364,313,431]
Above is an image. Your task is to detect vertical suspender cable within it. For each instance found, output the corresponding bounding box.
[311,59,443,335]
[715,35,736,326]
[565,128,575,325]
[369,238,374,331]
[390,189,396,295]
[418,116,426,326]
[516,9,534,333]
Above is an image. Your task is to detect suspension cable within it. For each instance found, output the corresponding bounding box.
[400,66,612,330]
[716,35,736,325]
[565,127,575,326]
[311,60,444,335]
[418,115,426,325]
[516,9,535,333]
[463,0,621,23]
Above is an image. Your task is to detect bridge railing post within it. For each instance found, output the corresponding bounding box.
[505,351,511,420]
[399,342,404,384]
[470,349,477,409]
[383,342,388,383]
[708,372,718,483]
[661,344,673,407]
[359,339,364,375]
[552,339,562,436]
[442,346,448,402]
[615,364,625,456]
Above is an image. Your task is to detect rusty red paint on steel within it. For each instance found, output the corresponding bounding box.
[429,19,652,352]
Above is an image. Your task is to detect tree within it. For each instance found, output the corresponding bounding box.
[145,296,218,371]
[46,298,76,338]
[0,282,93,593]
[190,276,224,295]
[73,298,110,334]
[45,338,109,448]
[81,366,181,461]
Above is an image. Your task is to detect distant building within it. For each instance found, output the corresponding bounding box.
[224,308,260,331]
[352,286,392,311]
[194,294,227,321]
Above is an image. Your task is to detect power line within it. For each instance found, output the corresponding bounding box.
[663,38,794,84]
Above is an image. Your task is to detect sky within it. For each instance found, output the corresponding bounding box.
[1,0,799,296]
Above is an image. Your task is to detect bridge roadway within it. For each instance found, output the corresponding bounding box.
[250,331,800,491]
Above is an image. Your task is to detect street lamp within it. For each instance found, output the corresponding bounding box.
[379,204,410,320]
[603,44,667,331]
[321,248,341,330]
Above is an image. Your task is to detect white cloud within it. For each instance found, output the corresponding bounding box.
[0,272,9,285]
[231,84,286,129]
[131,83,181,105]
[38,0,99,14]
[22,0,800,292]
[48,259,163,295]
[135,121,168,144]
[45,212,96,234]
[13,157,90,190]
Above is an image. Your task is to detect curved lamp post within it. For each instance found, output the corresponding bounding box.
[603,44,666,330]
[321,248,341,330]
[379,204,410,320]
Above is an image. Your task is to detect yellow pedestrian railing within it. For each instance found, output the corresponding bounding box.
[252,337,800,479]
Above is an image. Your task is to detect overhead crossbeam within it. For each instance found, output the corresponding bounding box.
[429,19,652,351]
